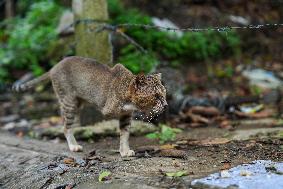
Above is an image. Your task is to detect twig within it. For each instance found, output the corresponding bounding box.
[96,24,147,54]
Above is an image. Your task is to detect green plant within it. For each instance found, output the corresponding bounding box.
[146,124,182,144]
[0,0,63,81]
[108,0,241,74]
[0,0,242,81]
[250,85,263,96]
[118,45,158,73]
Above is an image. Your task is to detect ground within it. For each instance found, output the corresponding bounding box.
[1,1,283,188]
[1,123,282,189]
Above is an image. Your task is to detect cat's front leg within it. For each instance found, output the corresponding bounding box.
[119,114,135,157]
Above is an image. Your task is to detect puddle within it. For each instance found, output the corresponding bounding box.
[192,160,283,189]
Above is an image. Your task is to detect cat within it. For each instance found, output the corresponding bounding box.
[13,56,167,157]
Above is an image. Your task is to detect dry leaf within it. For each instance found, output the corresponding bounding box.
[159,144,177,150]
[63,157,75,165]
[187,112,210,124]
[190,106,220,116]
[200,138,230,145]
[188,138,230,146]
[221,162,231,170]
[158,149,187,159]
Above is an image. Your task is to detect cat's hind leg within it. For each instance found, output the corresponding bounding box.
[60,96,83,152]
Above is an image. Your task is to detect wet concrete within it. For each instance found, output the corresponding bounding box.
[192,160,283,189]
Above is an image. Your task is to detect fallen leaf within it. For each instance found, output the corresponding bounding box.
[189,123,206,128]
[98,171,111,182]
[186,112,210,124]
[159,144,177,150]
[221,162,231,170]
[165,170,187,177]
[16,131,24,138]
[63,158,75,165]
[136,145,159,153]
[49,116,62,125]
[235,109,274,118]
[176,140,188,145]
[240,170,252,176]
[188,138,230,146]
[158,149,187,159]
[190,106,220,116]
[219,120,232,129]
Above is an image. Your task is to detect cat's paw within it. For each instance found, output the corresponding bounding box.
[69,144,83,152]
[120,149,135,157]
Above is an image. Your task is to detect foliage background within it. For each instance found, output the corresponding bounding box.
[0,0,243,82]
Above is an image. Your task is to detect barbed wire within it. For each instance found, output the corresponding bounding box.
[65,19,283,34]
[64,19,283,53]
[93,22,283,54]
[114,23,283,33]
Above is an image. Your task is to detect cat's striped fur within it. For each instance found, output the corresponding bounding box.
[12,56,167,157]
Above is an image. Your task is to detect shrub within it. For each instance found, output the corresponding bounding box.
[146,124,182,144]
[108,0,241,73]
[0,0,241,81]
[0,0,63,81]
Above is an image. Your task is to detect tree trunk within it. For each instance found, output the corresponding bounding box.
[72,0,113,125]
[72,0,113,64]
[5,0,14,18]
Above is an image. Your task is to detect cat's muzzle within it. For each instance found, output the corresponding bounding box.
[152,100,168,115]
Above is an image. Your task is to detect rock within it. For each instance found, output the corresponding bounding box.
[40,120,157,140]
[3,122,17,130]
[152,17,183,38]
[3,119,29,130]
[242,68,282,90]
[0,114,19,124]
[229,15,250,25]
[220,170,231,178]
[240,170,252,177]
[56,10,74,35]
[18,119,29,127]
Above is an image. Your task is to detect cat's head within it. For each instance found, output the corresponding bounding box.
[128,73,167,115]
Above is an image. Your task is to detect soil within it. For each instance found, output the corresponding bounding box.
[0,125,282,189]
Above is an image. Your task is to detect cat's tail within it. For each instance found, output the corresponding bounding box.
[12,72,50,92]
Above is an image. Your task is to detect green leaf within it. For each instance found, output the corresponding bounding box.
[98,171,111,182]
[146,124,183,144]
[146,132,159,139]
[165,170,188,177]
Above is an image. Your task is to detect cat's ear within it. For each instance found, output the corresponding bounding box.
[152,73,162,80]
[135,72,146,86]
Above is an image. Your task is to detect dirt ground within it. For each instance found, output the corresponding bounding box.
[1,124,283,189]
